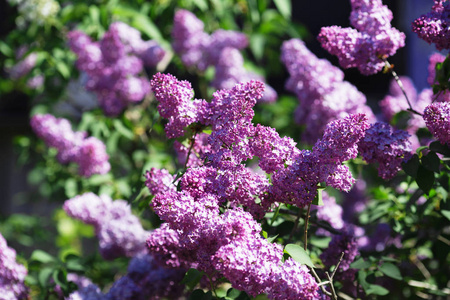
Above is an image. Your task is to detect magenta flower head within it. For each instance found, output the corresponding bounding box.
[31,113,110,177]
[150,73,207,138]
[358,122,413,180]
[0,233,29,299]
[424,102,450,145]
[318,0,405,75]
[63,192,149,259]
[281,39,374,143]
[412,1,450,51]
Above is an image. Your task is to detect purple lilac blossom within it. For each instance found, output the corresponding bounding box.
[267,114,369,208]
[412,1,450,51]
[104,254,185,300]
[0,233,29,300]
[149,190,319,299]
[360,223,402,252]
[320,230,359,274]
[63,192,149,259]
[212,47,277,103]
[427,52,446,86]
[203,80,263,167]
[341,179,369,223]
[144,168,177,196]
[30,114,110,177]
[150,73,207,138]
[314,191,344,235]
[8,52,37,79]
[358,122,413,180]
[423,102,450,145]
[67,284,103,300]
[67,22,160,116]
[281,39,374,143]
[174,132,211,167]
[318,0,405,75]
[171,10,248,71]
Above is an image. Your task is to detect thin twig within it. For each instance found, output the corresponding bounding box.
[383,58,423,116]
[183,132,198,170]
[326,272,338,300]
[304,203,312,251]
[331,252,345,279]
[410,255,432,280]
[279,208,341,235]
[310,267,332,297]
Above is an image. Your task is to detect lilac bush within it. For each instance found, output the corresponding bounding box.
[2,1,450,299]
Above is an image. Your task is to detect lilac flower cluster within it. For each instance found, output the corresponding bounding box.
[31,113,110,177]
[358,122,413,180]
[281,38,374,143]
[148,191,319,299]
[172,9,276,102]
[412,1,450,51]
[314,191,344,235]
[67,254,185,300]
[144,168,177,195]
[0,233,29,299]
[320,230,359,273]
[8,51,37,79]
[63,192,149,259]
[150,72,207,138]
[423,102,450,145]
[318,0,405,75]
[427,52,446,86]
[68,22,165,115]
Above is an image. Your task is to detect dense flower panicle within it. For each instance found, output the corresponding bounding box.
[204,80,264,165]
[318,0,405,75]
[0,233,29,299]
[68,22,162,115]
[64,193,149,259]
[31,114,110,177]
[104,254,185,300]
[75,137,111,178]
[342,179,369,223]
[412,1,450,51]
[250,124,299,174]
[174,133,211,167]
[379,76,417,121]
[427,53,446,86]
[212,47,277,103]
[320,230,359,272]
[172,10,248,71]
[144,168,177,196]
[281,39,374,143]
[313,113,369,163]
[8,52,37,80]
[314,191,344,232]
[424,102,450,145]
[146,223,198,269]
[358,122,413,180]
[172,9,210,68]
[150,73,206,138]
[67,284,103,300]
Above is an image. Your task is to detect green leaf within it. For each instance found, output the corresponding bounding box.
[226,288,251,300]
[64,178,78,198]
[89,5,101,24]
[378,262,402,280]
[56,61,71,79]
[53,269,68,290]
[38,267,54,287]
[402,154,419,178]
[192,0,208,11]
[267,234,279,243]
[31,250,56,264]
[284,244,315,268]
[430,140,450,157]
[422,151,441,173]
[181,268,204,290]
[0,41,13,57]
[366,284,390,296]
[188,289,212,300]
[350,257,371,269]
[312,187,324,206]
[416,146,429,155]
[113,120,134,140]
[249,34,265,61]
[273,0,291,19]
[416,165,435,194]
[132,14,163,42]
[441,210,450,221]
